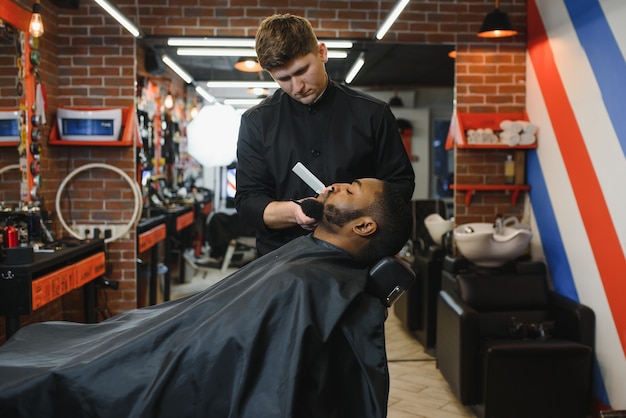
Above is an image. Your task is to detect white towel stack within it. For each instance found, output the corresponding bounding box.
[466,128,499,144]
[499,120,538,146]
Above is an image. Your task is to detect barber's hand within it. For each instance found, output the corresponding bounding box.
[292,199,318,231]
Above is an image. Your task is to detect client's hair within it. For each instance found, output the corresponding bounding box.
[255,14,319,70]
[362,182,412,265]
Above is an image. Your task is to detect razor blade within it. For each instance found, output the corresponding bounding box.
[292,162,326,194]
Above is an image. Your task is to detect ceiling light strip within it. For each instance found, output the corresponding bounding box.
[195,86,218,103]
[375,0,410,40]
[177,48,347,59]
[223,98,264,106]
[345,52,365,84]
[177,48,256,57]
[206,81,279,89]
[168,37,352,49]
[161,55,194,84]
[94,0,141,38]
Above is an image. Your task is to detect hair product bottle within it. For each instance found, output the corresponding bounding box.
[504,154,515,184]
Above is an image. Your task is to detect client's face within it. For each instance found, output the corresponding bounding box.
[316,178,382,227]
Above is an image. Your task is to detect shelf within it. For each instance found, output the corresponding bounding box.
[0,141,19,147]
[48,105,137,147]
[446,111,537,150]
[451,184,531,206]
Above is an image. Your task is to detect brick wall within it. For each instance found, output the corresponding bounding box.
[1,0,527,338]
[454,41,527,225]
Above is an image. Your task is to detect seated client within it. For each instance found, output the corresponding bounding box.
[0,178,412,418]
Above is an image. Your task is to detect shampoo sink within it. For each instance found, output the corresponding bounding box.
[453,219,532,267]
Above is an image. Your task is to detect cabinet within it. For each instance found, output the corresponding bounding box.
[446,111,536,206]
[0,239,106,339]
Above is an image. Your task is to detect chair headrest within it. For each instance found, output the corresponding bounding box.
[366,256,416,307]
[458,274,549,311]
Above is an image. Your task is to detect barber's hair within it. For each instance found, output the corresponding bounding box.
[364,182,412,265]
[255,14,319,70]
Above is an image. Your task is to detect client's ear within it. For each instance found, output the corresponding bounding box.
[352,216,377,237]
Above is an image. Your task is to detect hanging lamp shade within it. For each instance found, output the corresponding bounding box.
[234,57,262,72]
[477,0,517,38]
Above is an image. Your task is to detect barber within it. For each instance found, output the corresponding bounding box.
[235,13,415,257]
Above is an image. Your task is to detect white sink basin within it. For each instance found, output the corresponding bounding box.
[453,222,532,267]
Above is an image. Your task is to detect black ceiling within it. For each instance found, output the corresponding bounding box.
[142,37,455,89]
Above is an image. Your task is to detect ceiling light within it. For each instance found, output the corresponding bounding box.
[94,0,141,38]
[177,47,347,59]
[29,1,44,38]
[195,86,218,103]
[345,52,365,84]
[223,98,264,106]
[327,51,348,59]
[375,0,410,40]
[206,81,278,89]
[234,57,263,72]
[477,0,518,38]
[248,87,269,96]
[161,55,193,84]
[177,48,256,57]
[168,37,353,50]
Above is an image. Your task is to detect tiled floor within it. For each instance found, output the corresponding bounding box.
[385,311,475,418]
[172,266,475,418]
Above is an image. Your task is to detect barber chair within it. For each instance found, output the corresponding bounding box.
[393,199,448,352]
[436,273,594,418]
[366,256,416,308]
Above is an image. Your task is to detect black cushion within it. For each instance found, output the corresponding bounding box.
[458,274,548,311]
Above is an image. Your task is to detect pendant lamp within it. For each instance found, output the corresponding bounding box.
[477,0,517,38]
[234,57,262,72]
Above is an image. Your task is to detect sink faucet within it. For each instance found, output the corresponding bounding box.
[493,214,504,235]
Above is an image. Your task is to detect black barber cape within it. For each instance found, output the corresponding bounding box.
[0,235,389,418]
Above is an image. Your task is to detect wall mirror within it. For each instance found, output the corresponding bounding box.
[0,3,36,206]
[142,36,456,202]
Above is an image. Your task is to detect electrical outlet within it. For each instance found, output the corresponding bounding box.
[71,224,129,241]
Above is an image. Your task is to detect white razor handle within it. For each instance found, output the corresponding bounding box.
[292,162,326,194]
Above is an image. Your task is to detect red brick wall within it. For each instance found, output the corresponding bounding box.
[1,0,527,339]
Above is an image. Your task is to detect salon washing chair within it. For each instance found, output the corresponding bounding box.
[436,273,594,418]
[393,199,448,351]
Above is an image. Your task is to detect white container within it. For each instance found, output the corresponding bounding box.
[57,108,122,141]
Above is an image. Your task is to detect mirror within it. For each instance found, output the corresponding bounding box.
[0,19,23,205]
[141,37,456,202]
[0,4,39,207]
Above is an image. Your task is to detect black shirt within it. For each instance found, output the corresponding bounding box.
[236,80,415,255]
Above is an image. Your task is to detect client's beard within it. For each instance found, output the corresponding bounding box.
[300,199,324,220]
[302,199,366,229]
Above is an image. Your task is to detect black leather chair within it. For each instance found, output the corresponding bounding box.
[394,199,448,351]
[436,273,594,418]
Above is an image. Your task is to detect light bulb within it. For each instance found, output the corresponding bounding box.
[164,94,174,109]
[29,2,44,38]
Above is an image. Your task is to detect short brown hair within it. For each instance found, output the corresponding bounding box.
[255,14,319,70]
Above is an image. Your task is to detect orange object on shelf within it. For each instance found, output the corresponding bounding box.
[445,111,537,150]
[48,105,136,147]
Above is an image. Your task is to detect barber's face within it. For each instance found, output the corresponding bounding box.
[268,43,329,105]
[320,179,382,227]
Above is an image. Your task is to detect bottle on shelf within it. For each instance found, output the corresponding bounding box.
[504,154,515,184]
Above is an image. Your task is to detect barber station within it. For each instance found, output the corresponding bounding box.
[1,0,625,417]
